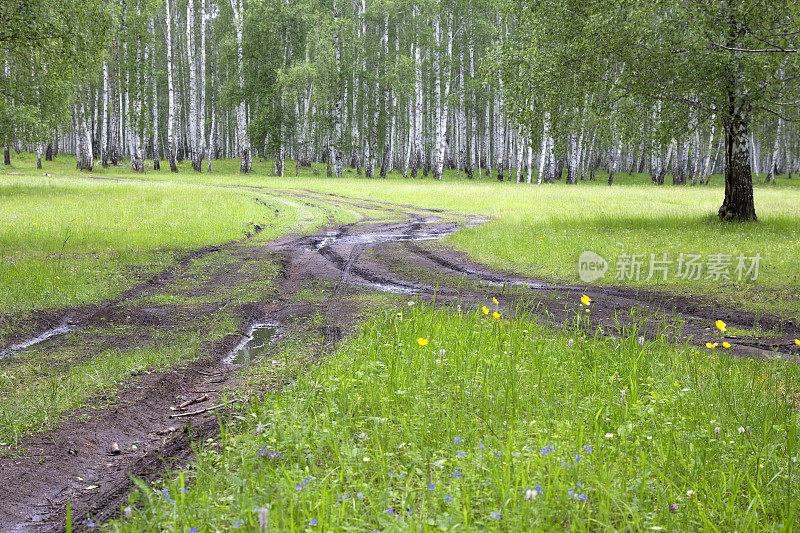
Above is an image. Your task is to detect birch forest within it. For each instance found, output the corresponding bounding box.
[3,0,800,203]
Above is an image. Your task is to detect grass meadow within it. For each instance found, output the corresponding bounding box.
[111,302,800,532]
[0,157,354,316]
[2,153,800,531]
[4,152,797,321]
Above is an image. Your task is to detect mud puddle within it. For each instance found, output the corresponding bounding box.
[0,319,76,360]
[313,232,447,250]
[225,323,279,365]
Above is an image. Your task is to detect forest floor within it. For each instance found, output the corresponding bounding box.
[1,156,800,530]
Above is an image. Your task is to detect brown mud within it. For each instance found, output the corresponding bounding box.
[0,188,798,531]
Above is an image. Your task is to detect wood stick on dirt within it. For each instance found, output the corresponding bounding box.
[178,393,209,410]
[168,400,238,419]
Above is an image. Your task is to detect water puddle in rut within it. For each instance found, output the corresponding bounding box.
[225,323,278,365]
[0,321,76,361]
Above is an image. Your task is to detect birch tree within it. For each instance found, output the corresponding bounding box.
[494,0,800,221]
[230,0,251,172]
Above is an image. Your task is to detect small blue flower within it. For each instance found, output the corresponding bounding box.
[568,490,575,496]
[446,495,452,503]
[574,454,581,462]
[428,484,435,491]
[578,494,588,501]
[452,468,462,479]
[454,436,463,445]
[455,451,466,458]
[387,508,394,515]
[309,518,318,526]
[233,521,240,529]
[479,442,485,450]
[490,511,501,520]
[540,444,552,455]
[189,528,196,533]
[357,491,364,499]
[583,445,593,454]
[535,485,542,492]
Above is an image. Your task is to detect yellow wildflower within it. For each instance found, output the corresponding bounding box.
[795,339,800,346]
[706,342,718,349]
[715,320,726,332]
[492,297,499,305]
[482,306,489,315]
[492,311,501,319]
[580,295,591,306]
[417,338,428,346]
[722,342,731,349]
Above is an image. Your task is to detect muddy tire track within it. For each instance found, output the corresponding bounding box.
[0,220,267,358]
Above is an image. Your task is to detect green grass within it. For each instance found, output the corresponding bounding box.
[109,302,800,531]
[5,152,797,321]
[0,159,358,315]
[0,340,194,448]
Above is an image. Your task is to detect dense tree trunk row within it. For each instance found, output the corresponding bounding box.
[3,0,798,194]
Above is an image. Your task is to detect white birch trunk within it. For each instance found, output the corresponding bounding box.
[101,60,109,167]
[537,113,550,185]
[468,40,477,179]
[526,138,533,184]
[767,116,782,183]
[700,123,716,184]
[493,85,503,180]
[432,17,442,180]
[484,98,492,179]
[187,0,199,171]
[411,22,423,178]
[149,18,160,170]
[458,47,467,177]
[200,0,207,168]
[330,0,342,177]
[166,0,178,172]
[125,33,144,173]
[230,0,250,172]
[76,99,93,170]
[389,28,398,173]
